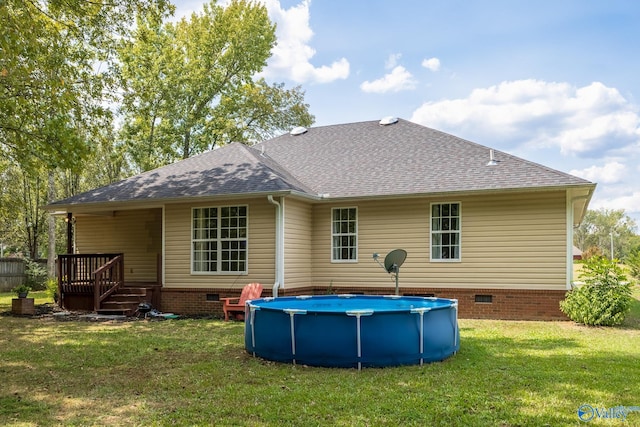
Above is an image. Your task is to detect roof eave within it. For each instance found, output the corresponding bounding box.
[46,183,597,214]
[45,189,303,214]
[304,183,597,204]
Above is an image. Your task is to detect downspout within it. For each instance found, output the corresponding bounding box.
[566,195,575,290]
[566,192,591,290]
[268,195,284,297]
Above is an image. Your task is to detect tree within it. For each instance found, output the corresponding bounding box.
[213,79,315,144]
[574,208,637,260]
[0,162,48,259]
[2,0,172,271]
[118,0,314,172]
[0,0,172,172]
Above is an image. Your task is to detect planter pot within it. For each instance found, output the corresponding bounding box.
[18,292,28,298]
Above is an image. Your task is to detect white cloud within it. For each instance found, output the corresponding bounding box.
[421,57,440,72]
[590,191,640,217]
[360,66,417,94]
[410,80,640,157]
[570,161,627,184]
[385,53,402,70]
[259,0,350,84]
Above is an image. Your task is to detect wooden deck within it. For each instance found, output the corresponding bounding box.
[57,254,161,314]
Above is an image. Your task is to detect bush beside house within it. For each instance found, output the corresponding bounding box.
[561,256,633,326]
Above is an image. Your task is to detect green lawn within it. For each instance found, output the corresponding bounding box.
[1,289,639,426]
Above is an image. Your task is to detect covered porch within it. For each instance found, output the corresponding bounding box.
[56,207,163,315]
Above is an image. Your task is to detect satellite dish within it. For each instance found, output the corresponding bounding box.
[384,249,407,273]
[373,249,407,295]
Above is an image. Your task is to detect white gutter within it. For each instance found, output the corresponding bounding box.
[267,195,285,297]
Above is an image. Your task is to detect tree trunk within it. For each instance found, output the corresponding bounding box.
[47,170,56,278]
[182,129,191,159]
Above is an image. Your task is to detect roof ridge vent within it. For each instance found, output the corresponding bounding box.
[290,126,308,136]
[379,116,399,126]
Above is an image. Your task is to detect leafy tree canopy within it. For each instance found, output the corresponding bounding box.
[118,0,314,172]
[0,0,172,171]
[574,208,637,260]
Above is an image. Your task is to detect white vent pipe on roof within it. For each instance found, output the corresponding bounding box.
[487,149,499,166]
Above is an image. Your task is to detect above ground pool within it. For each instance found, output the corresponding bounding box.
[244,294,459,369]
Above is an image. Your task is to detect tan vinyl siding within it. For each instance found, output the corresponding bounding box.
[74,208,161,282]
[164,198,275,289]
[283,198,312,288]
[311,191,567,290]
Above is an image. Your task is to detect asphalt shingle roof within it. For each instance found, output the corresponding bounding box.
[258,119,592,198]
[49,119,594,208]
[49,142,314,206]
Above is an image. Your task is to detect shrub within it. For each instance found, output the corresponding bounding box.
[581,245,603,261]
[24,258,47,291]
[627,249,640,280]
[12,284,31,297]
[561,256,633,326]
[45,278,59,303]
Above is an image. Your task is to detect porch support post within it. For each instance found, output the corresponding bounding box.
[66,212,73,254]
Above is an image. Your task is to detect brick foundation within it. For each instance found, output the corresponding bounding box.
[160,288,226,317]
[159,286,568,320]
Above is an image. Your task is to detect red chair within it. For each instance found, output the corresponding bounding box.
[221,282,263,321]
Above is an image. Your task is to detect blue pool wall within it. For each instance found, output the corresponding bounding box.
[244,295,460,368]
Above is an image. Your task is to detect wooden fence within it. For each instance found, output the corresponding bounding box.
[0,258,47,292]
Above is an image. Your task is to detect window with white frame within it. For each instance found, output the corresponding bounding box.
[192,206,247,273]
[332,207,357,261]
[431,202,460,261]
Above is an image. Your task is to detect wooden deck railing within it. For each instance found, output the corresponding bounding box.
[92,254,124,311]
[57,253,124,311]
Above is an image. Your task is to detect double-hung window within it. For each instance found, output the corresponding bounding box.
[431,202,461,261]
[332,207,357,261]
[192,206,247,273]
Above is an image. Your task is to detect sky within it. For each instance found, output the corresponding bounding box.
[174,0,640,225]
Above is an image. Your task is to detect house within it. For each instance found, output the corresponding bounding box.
[573,246,583,260]
[46,118,595,320]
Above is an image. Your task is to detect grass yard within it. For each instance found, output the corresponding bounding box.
[1,289,639,427]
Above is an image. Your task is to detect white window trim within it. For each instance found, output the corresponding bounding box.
[430,202,462,263]
[331,207,358,263]
[190,205,249,275]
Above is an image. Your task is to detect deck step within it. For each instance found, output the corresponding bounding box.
[97,287,149,317]
[118,287,147,296]
[110,294,147,303]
